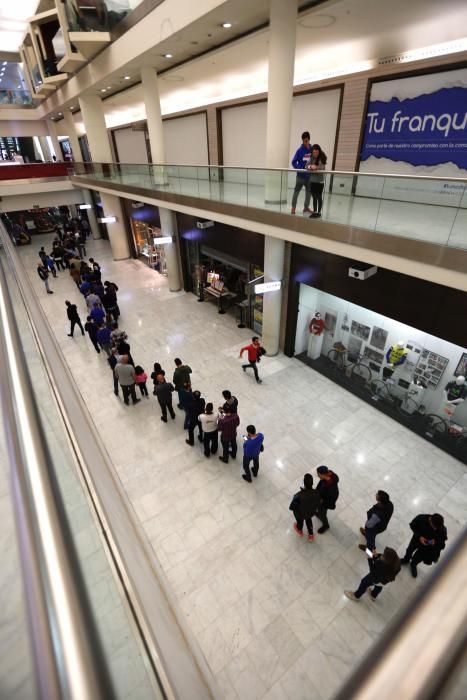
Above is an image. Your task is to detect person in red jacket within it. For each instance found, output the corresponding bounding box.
[239,336,262,384]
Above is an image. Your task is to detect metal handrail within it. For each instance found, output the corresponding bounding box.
[72,161,467,183]
[0,250,115,699]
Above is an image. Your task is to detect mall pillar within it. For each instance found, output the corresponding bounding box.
[47,119,62,161]
[141,67,168,184]
[82,189,101,240]
[79,94,130,260]
[158,208,181,292]
[265,0,298,203]
[39,136,52,161]
[63,110,82,163]
[262,236,285,356]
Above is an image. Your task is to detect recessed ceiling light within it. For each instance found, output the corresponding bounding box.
[107,85,111,89]
[164,53,173,58]
[101,88,106,92]
[123,75,130,80]
[221,22,232,28]
[2,61,6,66]
[17,85,21,88]
[58,112,62,115]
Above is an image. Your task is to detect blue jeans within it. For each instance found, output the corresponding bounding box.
[355,573,383,599]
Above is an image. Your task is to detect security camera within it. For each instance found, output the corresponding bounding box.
[196,220,214,229]
[348,262,377,280]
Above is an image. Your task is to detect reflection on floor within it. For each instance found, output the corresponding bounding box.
[76,172,467,249]
[20,235,467,700]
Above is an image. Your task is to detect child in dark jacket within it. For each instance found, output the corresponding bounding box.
[290,473,320,541]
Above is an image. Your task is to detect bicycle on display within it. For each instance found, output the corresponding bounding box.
[327,343,372,385]
[424,413,467,454]
[369,378,424,418]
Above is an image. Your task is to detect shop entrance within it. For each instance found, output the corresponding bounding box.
[131,218,168,276]
[294,284,467,464]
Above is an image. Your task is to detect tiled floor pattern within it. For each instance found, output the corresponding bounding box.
[19,235,466,700]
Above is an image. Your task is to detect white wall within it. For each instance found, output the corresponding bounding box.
[221,89,341,168]
[163,112,209,165]
[0,120,48,137]
[295,283,467,420]
[113,127,149,163]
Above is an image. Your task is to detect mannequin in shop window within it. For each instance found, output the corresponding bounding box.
[442,376,467,417]
[307,311,325,360]
[383,340,408,380]
[309,312,325,336]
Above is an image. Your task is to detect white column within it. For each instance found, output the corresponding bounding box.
[47,119,62,160]
[264,0,298,203]
[262,237,285,356]
[39,136,52,161]
[79,94,129,259]
[141,67,166,163]
[63,110,82,162]
[158,208,181,292]
[82,189,101,240]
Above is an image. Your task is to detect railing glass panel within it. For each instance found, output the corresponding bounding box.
[0,89,33,105]
[73,162,467,249]
[64,0,146,32]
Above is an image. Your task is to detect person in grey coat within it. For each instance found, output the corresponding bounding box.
[154,374,176,422]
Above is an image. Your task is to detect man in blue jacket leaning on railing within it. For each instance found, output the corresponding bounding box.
[290,130,312,215]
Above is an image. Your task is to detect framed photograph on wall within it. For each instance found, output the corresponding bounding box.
[347,336,363,362]
[325,312,337,337]
[454,352,467,377]
[351,321,370,341]
[369,326,388,351]
[364,346,385,365]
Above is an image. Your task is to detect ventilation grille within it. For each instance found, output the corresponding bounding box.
[378,40,467,66]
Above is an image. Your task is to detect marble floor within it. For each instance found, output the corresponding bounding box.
[18,235,467,700]
[77,171,467,249]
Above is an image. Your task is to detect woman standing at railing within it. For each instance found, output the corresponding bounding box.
[308,144,327,219]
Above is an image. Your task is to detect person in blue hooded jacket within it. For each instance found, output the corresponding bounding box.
[290,131,312,214]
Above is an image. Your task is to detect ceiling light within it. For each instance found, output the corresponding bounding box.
[2,62,7,66]
[58,112,62,115]
[17,84,21,88]
[164,53,173,58]
[123,75,130,80]
[221,22,232,28]
[107,85,111,89]
[101,88,106,92]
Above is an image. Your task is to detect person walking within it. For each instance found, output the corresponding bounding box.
[154,375,176,422]
[52,242,65,271]
[96,323,112,356]
[134,365,149,398]
[114,356,140,406]
[173,358,192,408]
[46,254,57,278]
[290,131,313,215]
[345,547,401,602]
[38,246,48,265]
[37,262,53,294]
[400,513,447,578]
[217,405,240,463]
[84,316,100,353]
[185,390,205,446]
[359,490,394,553]
[220,389,238,413]
[65,301,84,337]
[199,403,218,457]
[108,348,121,396]
[290,473,320,542]
[90,301,106,326]
[307,144,327,218]
[239,337,262,383]
[151,363,164,393]
[315,466,340,534]
[242,424,264,482]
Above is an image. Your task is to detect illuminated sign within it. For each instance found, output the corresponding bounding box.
[78,204,92,210]
[98,216,117,224]
[154,236,173,244]
[254,280,282,293]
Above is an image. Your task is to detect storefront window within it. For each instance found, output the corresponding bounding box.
[131,219,167,275]
[295,284,467,463]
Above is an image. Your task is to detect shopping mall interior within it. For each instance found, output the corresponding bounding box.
[0,1,466,699]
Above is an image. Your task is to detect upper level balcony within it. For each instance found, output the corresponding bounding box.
[70,162,467,290]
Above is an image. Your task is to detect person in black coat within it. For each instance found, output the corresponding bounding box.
[359,490,394,552]
[65,301,85,337]
[290,473,320,541]
[401,513,447,578]
[345,547,401,601]
[185,390,206,445]
[315,466,339,533]
[84,316,100,353]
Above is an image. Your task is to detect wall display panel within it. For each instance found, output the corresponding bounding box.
[113,127,149,164]
[163,113,209,165]
[221,89,341,189]
[295,283,467,423]
[358,67,467,205]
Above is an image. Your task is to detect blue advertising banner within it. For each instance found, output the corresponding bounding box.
[360,87,467,169]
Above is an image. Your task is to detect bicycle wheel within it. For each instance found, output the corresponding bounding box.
[369,379,387,400]
[424,414,447,438]
[397,397,420,417]
[351,362,372,386]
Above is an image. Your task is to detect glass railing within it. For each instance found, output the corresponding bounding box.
[0,89,33,105]
[0,225,177,699]
[64,0,146,32]
[73,162,467,250]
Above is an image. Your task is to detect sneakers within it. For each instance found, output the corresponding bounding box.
[368,589,377,602]
[344,591,359,602]
[218,456,228,463]
[293,523,304,537]
[67,334,73,337]
[358,544,367,552]
[47,290,54,294]
[291,207,296,215]
[256,379,262,384]
[308,534,315,542]
[242,474,252,483]
[317,526,329,534]
[186,440,194,446]
[161,416,167,422]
